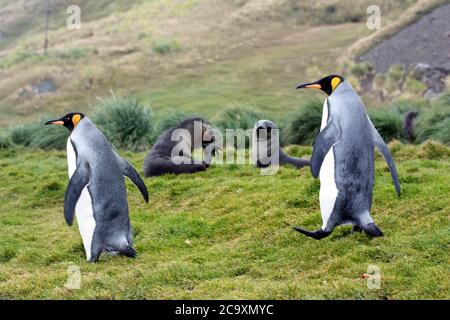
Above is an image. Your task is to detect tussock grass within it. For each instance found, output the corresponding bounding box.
[0,133,11,149]
[214,107,264,131]
[389,140,450,161]
[415,101,450,145]
[281,94,450,146]
[152,39,181,55]
[0,143,448,299]
[153,110,194,137]
[4,91,448,151]
[281,99,322,146]
[368,104,409,142]
[93,95,154,151]
[5,94,156,151]
[8,121,69,150]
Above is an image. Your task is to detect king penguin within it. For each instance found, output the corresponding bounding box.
[45,112,149,261]
[294,75,400,239]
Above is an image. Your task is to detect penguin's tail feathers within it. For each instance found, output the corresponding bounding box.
[119,245,137,258]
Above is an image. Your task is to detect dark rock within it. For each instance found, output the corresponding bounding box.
[412,63,449,100]
[32,78,57,94]
[359,4,450,73]
[16,78,57,101]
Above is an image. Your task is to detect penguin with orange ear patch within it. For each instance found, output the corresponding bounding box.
[45,113,148,261]
[294,75,400,239]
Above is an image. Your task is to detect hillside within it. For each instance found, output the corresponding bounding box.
[359,3,450,73]
[0,0,449,301]
[0,0,422,128]
[0,143,449,299]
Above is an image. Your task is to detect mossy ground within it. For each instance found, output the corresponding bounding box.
[0,143,448,299]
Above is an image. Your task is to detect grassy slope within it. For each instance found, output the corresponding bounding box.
[0,0,448,300]
[0,0,416,127]
[0,144,448,299]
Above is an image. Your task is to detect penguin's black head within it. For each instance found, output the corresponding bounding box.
[296,74,344,96]
[45,112,85,131]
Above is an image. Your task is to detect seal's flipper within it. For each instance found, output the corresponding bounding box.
[114,151,149,203]
[64,161,90,226]
[280,151,310,169]
[311,121,341,178]
[362,223,383,237]
[293,226,332,240]
[368,119,401,197]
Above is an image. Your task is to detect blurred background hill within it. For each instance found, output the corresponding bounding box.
[0,0,449,146]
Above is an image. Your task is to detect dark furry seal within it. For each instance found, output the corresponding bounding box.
[403,111,418,143]
[143,117,216,177]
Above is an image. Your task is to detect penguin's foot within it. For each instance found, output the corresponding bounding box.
[88,255,100,263]
[362,223,383,238]
[352,225,363,233]
[88,246,103,262]
[119,245,137,258]
[293,227,332,240]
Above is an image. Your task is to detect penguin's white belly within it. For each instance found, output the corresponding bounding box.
[319,99,338,229]
[319,149,338,229]
[67,138,96,261]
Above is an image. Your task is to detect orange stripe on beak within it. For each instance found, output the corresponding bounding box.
[48,120,64,125]
[304,84,321,89]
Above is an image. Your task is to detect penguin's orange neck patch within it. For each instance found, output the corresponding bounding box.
[331,77,341,91]
[72,114,81,127]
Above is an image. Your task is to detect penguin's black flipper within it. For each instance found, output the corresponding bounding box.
[64,161,90,226]
[368,120,401,197]
[123,164,149,203]
[293,227,332,240]
[310,121,341,178]
[114,152,149,203]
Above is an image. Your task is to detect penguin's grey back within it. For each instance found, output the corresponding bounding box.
[70,118,130,239]
[327,81,375,213]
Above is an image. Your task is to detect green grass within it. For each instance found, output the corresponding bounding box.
[0,143,448,299]
[152,39,181,55]
[94,95,155,151]
[0,0,449,300]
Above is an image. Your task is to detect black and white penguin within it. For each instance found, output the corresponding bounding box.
[252,119,310,169]
[45,112,149,261]
[294,75,400,239]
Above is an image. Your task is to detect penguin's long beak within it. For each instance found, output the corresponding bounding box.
[45,118,64,126]
[296,82,321,90]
